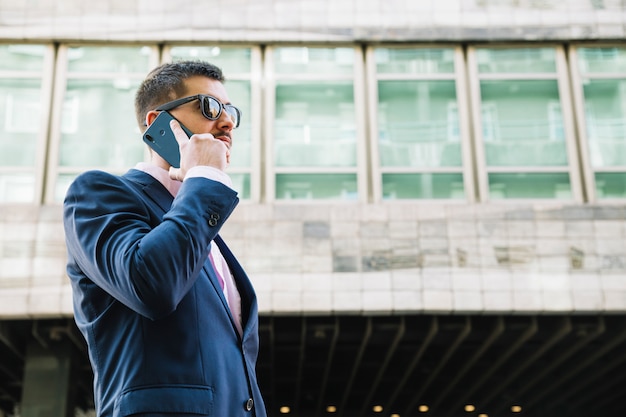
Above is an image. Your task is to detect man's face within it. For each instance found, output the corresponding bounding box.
[167,75,235,151]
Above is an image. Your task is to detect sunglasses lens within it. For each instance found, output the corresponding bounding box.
[201,95,240,127]
[224,106,240,127]
[203,96,221,119]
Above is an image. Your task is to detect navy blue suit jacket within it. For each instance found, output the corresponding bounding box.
[63,169,266,417]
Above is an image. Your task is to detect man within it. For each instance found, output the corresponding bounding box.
[63,61,266,417]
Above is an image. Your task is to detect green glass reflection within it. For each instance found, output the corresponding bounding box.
[382,173,465,199]
[582,79,626,167]
[170,46,252,74]
[274,47,354,75]
[595,172,626,198]
[378,80,462,168]
[274,81,356,168]
[0,78,42,167]
[480,80,567,167]
[0,174,35,203]
[477,48,557,74]
[67,46,152,73]
[578,47,626,73]
[222,81,251,168]
[59,79,144,167]
[375,48,455,74]
[488,173,571,199]
[55,173,77,203]
[0,44,46,71]
[276,173,357,200]
[229,173,250,199]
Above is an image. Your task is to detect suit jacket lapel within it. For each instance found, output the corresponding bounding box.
[125,169,246,338]
[124,169,173,213]
[214,236,258,339]
[202,253,233,323]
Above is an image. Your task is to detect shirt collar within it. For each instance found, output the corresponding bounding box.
[134,162,182,197]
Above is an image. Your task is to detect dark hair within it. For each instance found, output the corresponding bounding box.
[134,60,225,129]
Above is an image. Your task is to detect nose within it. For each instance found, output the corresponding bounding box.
[218,105,235,131]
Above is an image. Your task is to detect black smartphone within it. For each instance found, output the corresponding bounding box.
[142,111,193,168]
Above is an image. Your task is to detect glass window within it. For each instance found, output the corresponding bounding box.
[576,46,626,200]
[275,81,356,168]
[276,173,357,200]
[577,47,626,73]
[169,46,251,75]
[582,79,626,168]
[594,172,626,198]
[489,173,571,199]
[0,174,35,203]
[274,47,354,75]
[271,47,361,201]
[0,79,41,166]
[0,44,49,203]
[382,173,465,199]
[169,46,255,199]
[66,46,152,73]
[0,44,47,71]
[473,46,575,200]
[59,79,142,168]
[378,80,462,168]
[230,173,251,199]
[373,47,467,200]
[51,45,156,202]
[54,173,76,203]
[480,80,567,167]
[476,48,557,73]
[375,48,456,74]
[222,80,252,168]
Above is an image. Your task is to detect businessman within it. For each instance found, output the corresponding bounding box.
[63,61,266,417]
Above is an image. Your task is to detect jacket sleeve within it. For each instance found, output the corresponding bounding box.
[63,170,239,320]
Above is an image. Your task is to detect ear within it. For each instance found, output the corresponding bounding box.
[145,110,160,127]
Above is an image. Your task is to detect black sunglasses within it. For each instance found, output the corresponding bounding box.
[155,94,241,128]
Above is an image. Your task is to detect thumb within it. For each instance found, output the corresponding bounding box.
[169,166,183,181]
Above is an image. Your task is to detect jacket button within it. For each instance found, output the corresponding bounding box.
[208,213,220,226]
[244,398,254,411]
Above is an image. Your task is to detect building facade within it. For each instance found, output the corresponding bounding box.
[1,1,626,416]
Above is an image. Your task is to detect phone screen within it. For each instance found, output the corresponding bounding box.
[142,111,193,168]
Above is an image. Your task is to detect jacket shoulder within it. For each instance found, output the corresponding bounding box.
[65,169,155,198]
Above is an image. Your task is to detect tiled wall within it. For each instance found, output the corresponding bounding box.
[227,203,626,315]
[0,206,71,318]
[1,202,624,318]
[0,0,624,42]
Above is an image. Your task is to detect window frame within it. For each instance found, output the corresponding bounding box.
[366,45,475,203]
[569,43,626,203]
[0,43,54,204]
[45,44,160,204]
[467,44,583,203]
[264,44,368,203]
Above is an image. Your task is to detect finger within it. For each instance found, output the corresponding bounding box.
[169,119,189,147]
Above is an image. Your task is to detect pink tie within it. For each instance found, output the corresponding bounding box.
[208,246,243,337]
